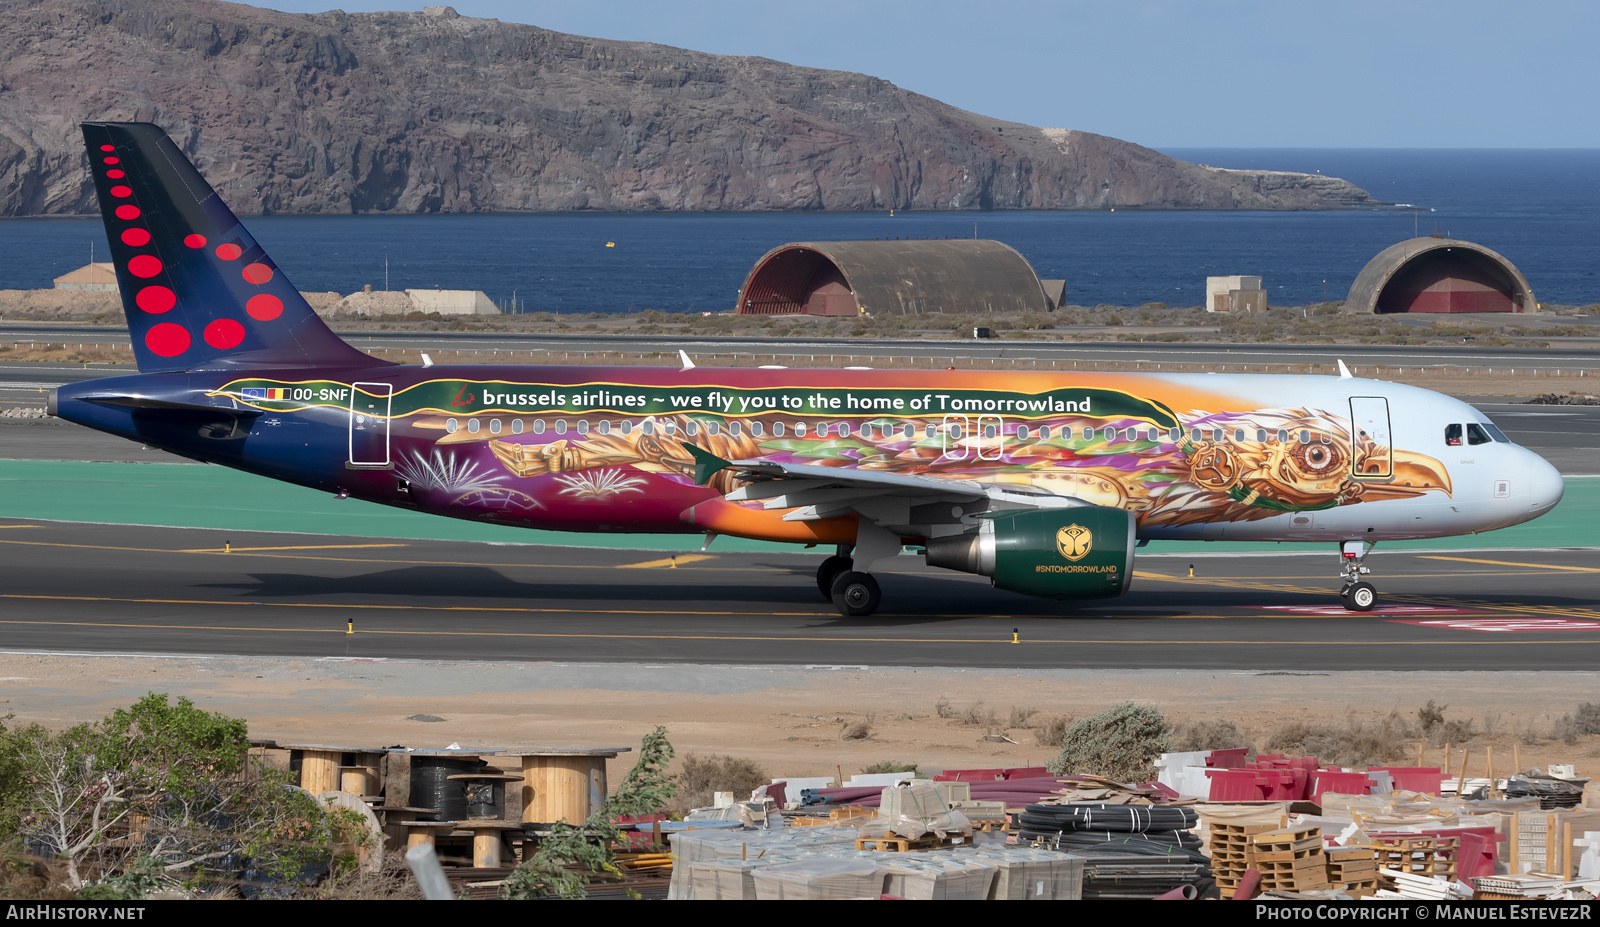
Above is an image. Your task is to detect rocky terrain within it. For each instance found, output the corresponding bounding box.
[0,0,1385,216]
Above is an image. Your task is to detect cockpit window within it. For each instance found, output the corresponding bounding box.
[1445,423,1463,446]
[1483,423,1511,444]
[1466,423,1493,446]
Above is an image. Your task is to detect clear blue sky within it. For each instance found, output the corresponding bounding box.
[266,1,1598,148]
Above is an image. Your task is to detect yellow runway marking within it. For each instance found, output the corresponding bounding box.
[177,543,409,553]
[616,554,715,569]
[1,616,1598,647]
[1420,556,1600,573]
[0,525,40,529]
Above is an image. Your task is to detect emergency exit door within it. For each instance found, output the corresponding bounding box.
[348,382,393,468]
[1348,396,1392,479]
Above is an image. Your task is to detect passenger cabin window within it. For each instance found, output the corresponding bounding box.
[729,421,742,436]
[642,421,655,436]
[1299,429,1311,444]
[490,419,502,435]
[1277,429,1289,444]
[1017,425,1031,440]
[750,422,764,437]
[554,420,566,435]
[1039,426,1051,440]
[771,422,785,437]
[706,421,720,436]
[684,421,698,437]
[924,424,936,439]
[1234,429,1246,443]
[597,421,611,435]
[794,422,807,437]
[838,422,852,437]
[1256,429,1266,443]
[620,421,633,435]
[530,420,544,435]
[1445,423,1463,446]
[1083,427,1095,441]
[512,420,524,435]
[1466,423,1493,446]
[662,421,676,436]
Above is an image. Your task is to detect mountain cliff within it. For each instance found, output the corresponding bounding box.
[0,0,1386,216]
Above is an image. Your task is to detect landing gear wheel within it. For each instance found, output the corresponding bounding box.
[830,571,881,618]
[816,555,854,601]
[1341,581,1377,612]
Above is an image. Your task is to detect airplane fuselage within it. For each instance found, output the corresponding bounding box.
[52,363,1563,547]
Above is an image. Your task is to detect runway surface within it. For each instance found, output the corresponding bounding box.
[2,520,1596,671]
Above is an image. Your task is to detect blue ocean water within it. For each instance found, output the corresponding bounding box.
[3,149,1596,312]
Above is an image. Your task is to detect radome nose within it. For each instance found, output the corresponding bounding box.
[1527,452,1565,513]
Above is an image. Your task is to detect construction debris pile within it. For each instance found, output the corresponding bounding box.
[251,733,1599,902]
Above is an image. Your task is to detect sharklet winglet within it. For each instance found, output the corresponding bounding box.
[679,349,696,371]
[1338,359,1353,379]
[682,442,731,486]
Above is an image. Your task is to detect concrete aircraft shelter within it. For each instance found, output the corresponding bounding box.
[736,239,1053,317]
[1347,237,1537,314]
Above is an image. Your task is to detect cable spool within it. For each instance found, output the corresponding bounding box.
[408,756,483,821]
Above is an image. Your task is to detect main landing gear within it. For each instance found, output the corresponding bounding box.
[816,545,882,617]
[1337,540,1377,612]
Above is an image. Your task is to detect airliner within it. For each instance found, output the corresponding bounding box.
[51,123,1565,617]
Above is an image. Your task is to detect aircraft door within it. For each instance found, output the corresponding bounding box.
[349,382,394,468]
[1349,396,1392,479]
[941,414,969,460]
[976,414,1004,460]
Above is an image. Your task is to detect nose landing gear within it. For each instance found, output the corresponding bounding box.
[1338,540,1377,611]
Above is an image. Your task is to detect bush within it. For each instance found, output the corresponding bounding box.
[860,761,918,775]
[672,753,769,813]
[1047,703,1168,782]
[1265,712,1411,767]
[1171,719,1250,753]
[1033,716,1070,749]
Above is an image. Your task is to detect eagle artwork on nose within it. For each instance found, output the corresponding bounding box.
[1138,407,1453,528]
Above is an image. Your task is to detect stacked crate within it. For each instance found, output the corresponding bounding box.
[1246,827,1330,893]
[1325,846,1379,897]
[1373,835,1458,880]
[1209,822,1281,899]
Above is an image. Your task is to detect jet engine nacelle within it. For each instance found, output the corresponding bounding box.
[923,506,1136,600]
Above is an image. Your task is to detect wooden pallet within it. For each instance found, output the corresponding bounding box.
[855,832,969,852]
[1373,836,1457,878]
[971,820,1011,833]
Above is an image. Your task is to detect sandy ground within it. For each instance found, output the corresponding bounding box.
[2,652,1594,786]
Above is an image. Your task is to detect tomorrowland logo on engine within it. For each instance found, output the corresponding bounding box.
[1055,524,1092,562]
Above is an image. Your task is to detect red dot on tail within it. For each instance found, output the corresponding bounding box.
[241,263,273,285]
[106,169,124,179]
[110,185,132,198]
[120,228,151,247]
[102,156,120,165]
[215,243,242,261]
[135,285,177,314]
[127,254,163,278]
[246,293,284,321]
[145,323,190,358]
[184,234,207,249]
[100,145,114,152]
[114,205,140,220]
[204,318,246,350]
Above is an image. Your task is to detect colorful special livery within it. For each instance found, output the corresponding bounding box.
[53,123,1565,617]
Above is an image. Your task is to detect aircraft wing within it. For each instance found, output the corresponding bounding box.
[681,443,1090,526]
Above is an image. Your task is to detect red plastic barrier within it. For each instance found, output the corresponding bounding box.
[1206,748,1250,769]
[1312,771,1374,801]
[1457,833,1497,881]
[1206,769,1269,801]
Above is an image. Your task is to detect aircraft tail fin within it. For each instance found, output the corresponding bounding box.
[81,122,381,374]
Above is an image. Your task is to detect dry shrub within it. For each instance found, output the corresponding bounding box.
[840,714,874,741]
[672,754,769,813]
[1554,704,1600,745]
[860,761,917,775]
[960,703,998,728]
[310,857,422,901]
[1417,700,1447,738]
[1047,703,1168,782]
[1171,718,1250,753]
[1265,712,1411,767]
[1033,716,1070,748]
[1008,706,1040,728]
[934,698,957,720]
